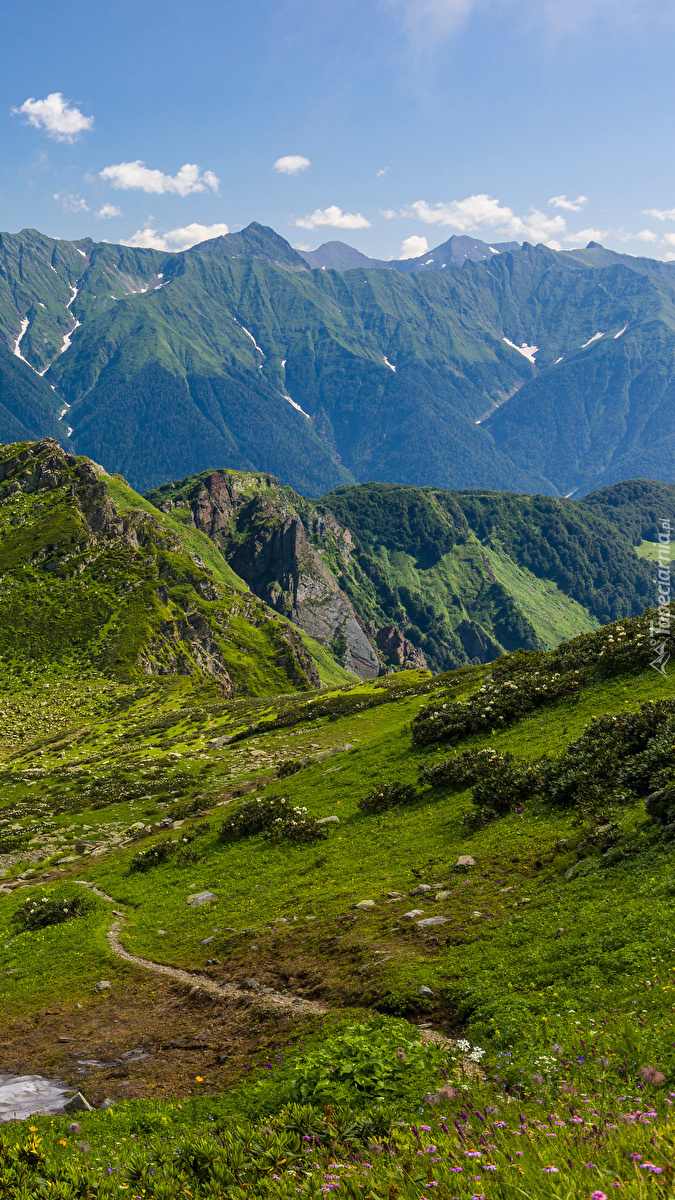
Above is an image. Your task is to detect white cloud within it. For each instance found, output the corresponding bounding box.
[381,208,398,220]
[399,235,429,258]
[390,0,654,50]
[663,233,675,247]
[96,202,123,220]
[390,0,473,49]
[377,167,390,179]
[12,92,93,142]
[562,227,606,245]
[274,155,311,175]
[636,229,658,242]
[295,205,371,230]
[549,194,587,211]
[53,192,90,213]
[645,207,675,221]
[100,161,219,196]
[404,194,567,246]
[121,222,230,251]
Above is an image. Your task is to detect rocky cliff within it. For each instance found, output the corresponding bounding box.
[149,470,381,679]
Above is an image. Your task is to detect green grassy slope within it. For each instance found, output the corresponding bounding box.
[0,438,349,696]
[1,611,675,1195]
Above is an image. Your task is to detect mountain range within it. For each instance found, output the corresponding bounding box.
[2,223,675,498]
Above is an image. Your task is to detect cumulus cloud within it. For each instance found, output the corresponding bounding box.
[274,155,311,175]
[381,208,398,220]
[399,235,429,258]
[295,205,371,230]
[645,206,675,221]
[53,192,90,213]
[549,194,588,211]
[636,228,658,242]
[96,203,123,220]
[404,194,567,246]
[100,161,219,196]
[121,222,230,251]
[12,92,93,142]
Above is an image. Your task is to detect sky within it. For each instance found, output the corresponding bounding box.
[3,0,675,260]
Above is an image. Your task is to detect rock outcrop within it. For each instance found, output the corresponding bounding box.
[159,470,380,679]
[368,623,428,671]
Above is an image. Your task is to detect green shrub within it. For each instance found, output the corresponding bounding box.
[219,794,327,845]
[13,891,93,931]
[277,758,305,778]
[421,747,540,815]
[288,1019,444,1105]
[129,840,176,872]
[357,780,418,814]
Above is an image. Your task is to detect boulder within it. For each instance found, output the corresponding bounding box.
[418,984,435,998]
[417,916,449,928]
[187,891,218,906]
[94,981,111,993]
[410,884,433,895]
[402,909,425,920]
[354,899,376,910]
[64,1092,93,1114]
[455,855,475,869]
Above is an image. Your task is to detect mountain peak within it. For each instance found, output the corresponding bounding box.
[193,222,309,270]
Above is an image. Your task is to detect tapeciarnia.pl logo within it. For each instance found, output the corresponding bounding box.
[650,519,671,676]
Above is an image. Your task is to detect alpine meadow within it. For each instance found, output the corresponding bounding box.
[4,1,675,1194]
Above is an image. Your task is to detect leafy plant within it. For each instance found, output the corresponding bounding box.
[357,780,418,814]
[13,892,93,931]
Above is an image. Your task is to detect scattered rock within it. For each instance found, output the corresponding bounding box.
[410,884,433,895]
[354,900,376,910]
[99,1099,115,1110]
[418,984,435,998]
[243,977,260,990]
[198,935,215,944]
[435,890,451,900]
[316,815,339,824]
[402,909,425,920]
[417,916,449,928]
[94,981,111,993]
[455,855,475,869]
[386,891,403,899]
[187,891,218,907]
[64,1092,93,1114]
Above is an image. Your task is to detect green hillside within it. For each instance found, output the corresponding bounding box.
[1,597,675,1196]
[4,224,675,497]
[0,438,349,697]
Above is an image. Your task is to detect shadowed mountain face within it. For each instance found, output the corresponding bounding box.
[2,224,675,497]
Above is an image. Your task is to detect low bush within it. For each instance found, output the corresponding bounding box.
[288,1018,446,1106]
[13,891,93,931]
[412,610,670,748]
[277,758,305,778]
[129,840,175,872]
[219,795,327,845]
[357,780,418,814]
[420,747,540,815]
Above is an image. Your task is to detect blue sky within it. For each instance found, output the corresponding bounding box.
[3,0,675,259]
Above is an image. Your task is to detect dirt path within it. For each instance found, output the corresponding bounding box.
[106,919,328,1016]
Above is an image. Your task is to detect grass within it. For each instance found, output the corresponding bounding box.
[2,507,675,1198]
